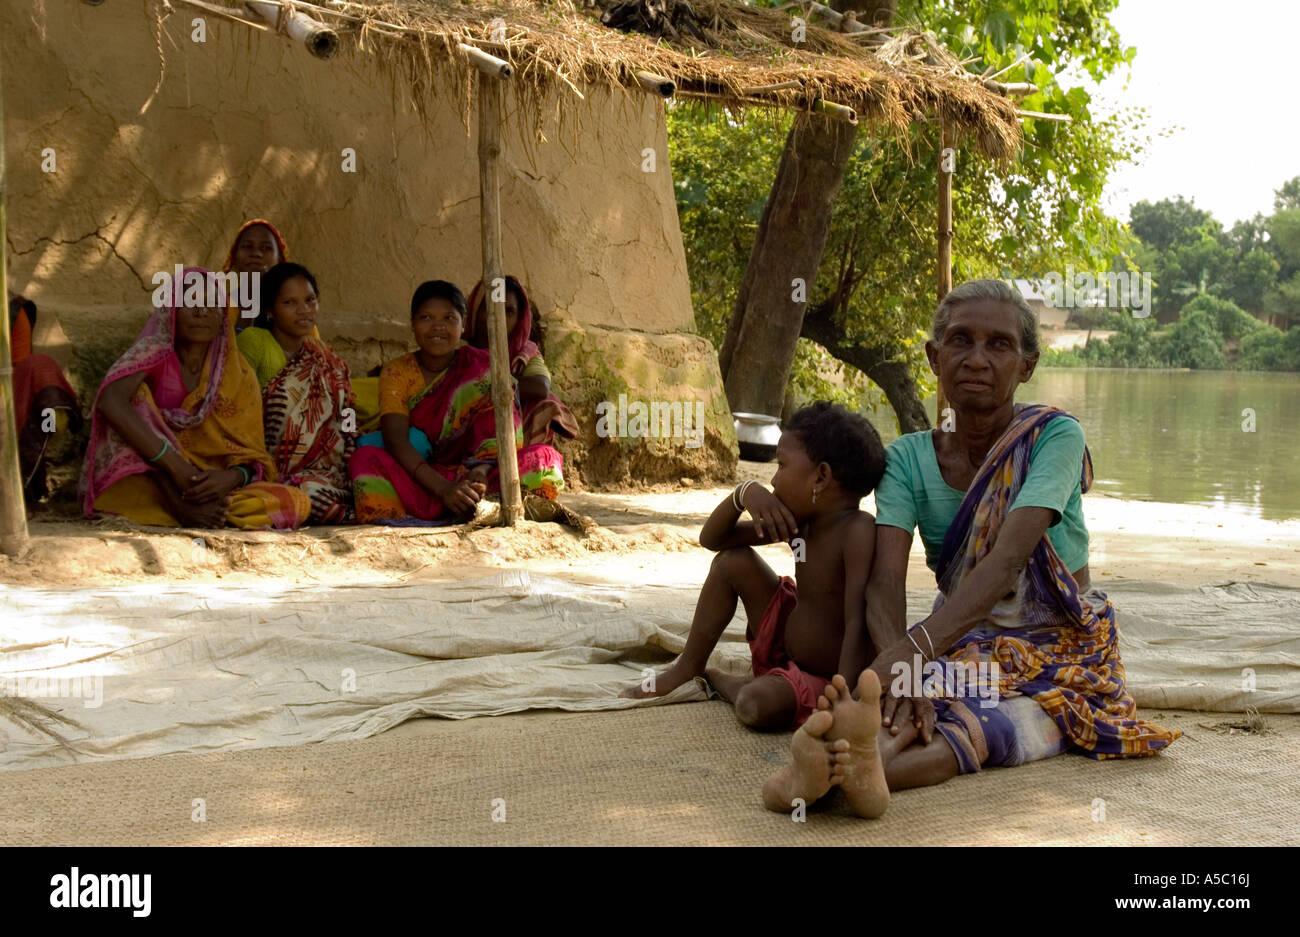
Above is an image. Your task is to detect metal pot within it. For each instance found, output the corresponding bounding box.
[733,411,781,462]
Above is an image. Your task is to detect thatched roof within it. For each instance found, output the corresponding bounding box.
[180,0,1022,158]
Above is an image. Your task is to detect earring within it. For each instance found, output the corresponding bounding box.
[812,487,818,504]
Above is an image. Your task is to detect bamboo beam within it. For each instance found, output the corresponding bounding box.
[0,59,29,556]
[983,80,1037,96]
[244,1,340,59]
[741,80,802,95]
[1016,109,1072,123]
[804,1,871,34]
[634,71,675,98]
[172,0,270,32]
[936,119,952,419]
[459,43,513,79]
[477,73,523,528]
[811,99,857,124]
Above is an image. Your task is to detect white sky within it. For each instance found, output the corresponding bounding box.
[1094,0,1300,226]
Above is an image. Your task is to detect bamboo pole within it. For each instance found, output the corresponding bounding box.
[0,60,29,556]
[936,118,952,419]
[244,1,340,58]
[477,73,523,528]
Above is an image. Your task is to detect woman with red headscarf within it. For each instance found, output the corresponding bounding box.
[222,219,289,334]
[463,276,578,449]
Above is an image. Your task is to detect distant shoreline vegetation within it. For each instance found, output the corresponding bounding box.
[1039,296,1300,372]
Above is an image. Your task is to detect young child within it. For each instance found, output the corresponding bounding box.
[624,402,887,732]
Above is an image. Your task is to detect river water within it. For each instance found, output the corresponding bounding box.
[864,368,1300,522]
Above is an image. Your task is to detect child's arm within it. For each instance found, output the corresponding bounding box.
[698,484,798,552]
[836,514,877,681]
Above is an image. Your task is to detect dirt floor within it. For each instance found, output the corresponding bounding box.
[1,464,1297,846]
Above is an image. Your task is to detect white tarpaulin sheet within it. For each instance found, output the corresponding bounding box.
[0,572,1295,772]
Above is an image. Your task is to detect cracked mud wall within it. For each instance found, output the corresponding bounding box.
[1,1,736,485]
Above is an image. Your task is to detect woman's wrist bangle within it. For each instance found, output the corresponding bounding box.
[148,439,170,463]
[732,480,754,512]
[234,464,250,487]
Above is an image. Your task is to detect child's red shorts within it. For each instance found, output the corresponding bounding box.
[748,576,831,727]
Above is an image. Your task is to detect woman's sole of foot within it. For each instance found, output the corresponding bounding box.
[821,671,891,819]
[761,710,849,812]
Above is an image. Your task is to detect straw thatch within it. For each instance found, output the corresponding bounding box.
[176,0,1022,158]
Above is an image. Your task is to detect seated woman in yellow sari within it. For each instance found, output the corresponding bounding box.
[80,266,310,530]
[236,262,357,524]
[349,280,565,524]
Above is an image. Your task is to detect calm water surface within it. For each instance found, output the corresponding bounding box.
[864,369,1300,522]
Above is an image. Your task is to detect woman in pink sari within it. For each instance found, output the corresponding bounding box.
[80,266,310,530]
[464,277,578,449]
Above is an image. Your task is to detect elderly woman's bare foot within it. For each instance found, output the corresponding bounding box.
[821,671,890,818]
[761,710,849,813]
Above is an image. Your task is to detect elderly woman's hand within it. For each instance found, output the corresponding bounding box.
[871,644,938,744]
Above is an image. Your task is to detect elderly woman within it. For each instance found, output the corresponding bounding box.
[762,280,1180,818]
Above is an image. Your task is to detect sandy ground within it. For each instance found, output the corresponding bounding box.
[1,463,1297,846]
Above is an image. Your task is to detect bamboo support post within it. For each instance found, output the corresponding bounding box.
[935,118,953,419]
[0,61,29,556]
[459,43,513,79]
[634,71,675,98]
[811,99,857,124]
[244,1,340,58]
[477,73,523,528]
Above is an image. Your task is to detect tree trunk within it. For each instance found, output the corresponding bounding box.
[719,0,898,417]
[720,114,858,414]
[800,300,930,434]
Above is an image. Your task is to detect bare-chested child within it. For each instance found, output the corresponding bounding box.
[623,403,887,749]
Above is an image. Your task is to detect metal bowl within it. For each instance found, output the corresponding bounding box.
[733,411,781,462]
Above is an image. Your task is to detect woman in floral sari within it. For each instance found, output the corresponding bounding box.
[81,266,310,530]
[349,280,564,524]
[236,262,356,524]
[463,276,578,449]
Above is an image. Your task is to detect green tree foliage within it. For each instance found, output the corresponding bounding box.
[1060,178,1300,370]
[671,0,1146,422]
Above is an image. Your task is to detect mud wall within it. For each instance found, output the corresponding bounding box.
[1,1,736,484]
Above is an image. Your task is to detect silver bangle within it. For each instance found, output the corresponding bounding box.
[732,480,754,512]
[906,631,928,662]
[916,623,936,659]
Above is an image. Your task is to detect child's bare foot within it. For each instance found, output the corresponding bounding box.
[761,710,850,813]
[821,671,890,819]
[620,662,698,699]
[704,667,750,703]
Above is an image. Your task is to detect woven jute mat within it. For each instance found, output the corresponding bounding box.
[0,703,1294,846]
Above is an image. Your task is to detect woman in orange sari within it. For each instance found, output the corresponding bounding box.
[80,266,310,530]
